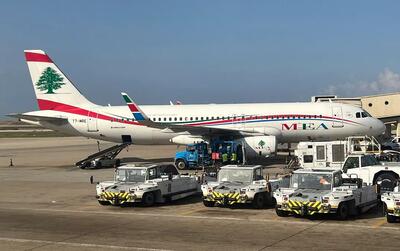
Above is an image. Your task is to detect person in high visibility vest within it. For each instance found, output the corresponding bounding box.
[222,153,228,163]
[231,152,237,162]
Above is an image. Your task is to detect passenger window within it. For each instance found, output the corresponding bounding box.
[254,168,263,180]
[303,155,313,163]
[361,157,368,167]
[333,174,342,187]
[343,157,359,170]
[316,146,325,161]
[148,168,157,179]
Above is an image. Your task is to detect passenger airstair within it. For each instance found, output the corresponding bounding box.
[75,143,130,169]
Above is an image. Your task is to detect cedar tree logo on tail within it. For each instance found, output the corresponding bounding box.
[36,67,65,94]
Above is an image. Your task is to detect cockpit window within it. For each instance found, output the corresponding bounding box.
[362,111,371,117]
[356,111,371,118]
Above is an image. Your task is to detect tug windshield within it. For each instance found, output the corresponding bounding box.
[115,169,147,182]
[291,173,333,190]
[218,169,253,184]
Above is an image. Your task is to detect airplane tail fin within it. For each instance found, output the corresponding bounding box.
[121,92,148,121]
[24,50,95,110]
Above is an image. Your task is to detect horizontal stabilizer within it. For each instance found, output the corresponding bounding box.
[7,112,68,123]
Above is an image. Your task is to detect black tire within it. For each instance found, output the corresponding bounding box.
[252,193,266,209]
[175,159,187,170]
[375,173,398,192]
[98,200,110,206]
[203,200,215,207]
[269,197,277,207]
[337,202,349,220]
[142,192,155,207]
[78,162,90,169]
[275,207,290,217]
[387,213,397,223]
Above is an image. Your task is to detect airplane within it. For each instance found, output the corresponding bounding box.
[10,50,386,160]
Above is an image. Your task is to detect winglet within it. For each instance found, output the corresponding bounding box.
[121,92,149,122]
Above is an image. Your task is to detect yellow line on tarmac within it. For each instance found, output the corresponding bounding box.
[372,218,387,228]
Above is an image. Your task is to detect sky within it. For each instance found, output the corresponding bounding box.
[1,0,400,117]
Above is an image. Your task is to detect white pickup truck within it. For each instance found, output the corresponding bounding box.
[342,154,400,192]
[96,163,200,206]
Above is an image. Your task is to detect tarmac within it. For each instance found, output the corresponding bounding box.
[0,137,400,251]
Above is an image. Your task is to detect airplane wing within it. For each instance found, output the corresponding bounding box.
[121,92,281,137]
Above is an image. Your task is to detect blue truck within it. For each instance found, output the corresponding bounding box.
[174,141,243,170]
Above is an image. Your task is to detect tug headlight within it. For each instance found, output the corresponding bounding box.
[283,195,288,201]
[240,189,246,194]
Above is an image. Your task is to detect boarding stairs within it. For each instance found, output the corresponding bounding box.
[75,143,130,169]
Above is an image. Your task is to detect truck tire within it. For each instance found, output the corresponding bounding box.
[175,159,187,170]
[337,202,349,220]
[383,203,397,223]
[375,173,398,192]
[252,193,266,209]
[98,200,110,206]
[203,200,215,207]
[387,213,397,223]
[142,192,155,207]
[275,207,290,217]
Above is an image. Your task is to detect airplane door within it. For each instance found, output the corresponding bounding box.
[87,111,98,132]
[234,114,246,130]
[332,106,344,128]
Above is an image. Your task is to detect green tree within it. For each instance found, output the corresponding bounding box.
[36,67,65,94]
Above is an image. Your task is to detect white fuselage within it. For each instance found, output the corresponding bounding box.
[33,101,385,145]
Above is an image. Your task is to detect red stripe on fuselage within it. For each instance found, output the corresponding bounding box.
[25,52,53,63]
[185,114,358,126]
[37,99,141,125]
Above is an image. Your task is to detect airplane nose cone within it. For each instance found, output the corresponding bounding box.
[375,119,386,135]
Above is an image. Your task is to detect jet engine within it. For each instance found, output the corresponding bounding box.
[242,135,277,158]
[170,135,208,145]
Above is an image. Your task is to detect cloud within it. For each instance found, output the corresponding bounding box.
[327,69,400,97]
